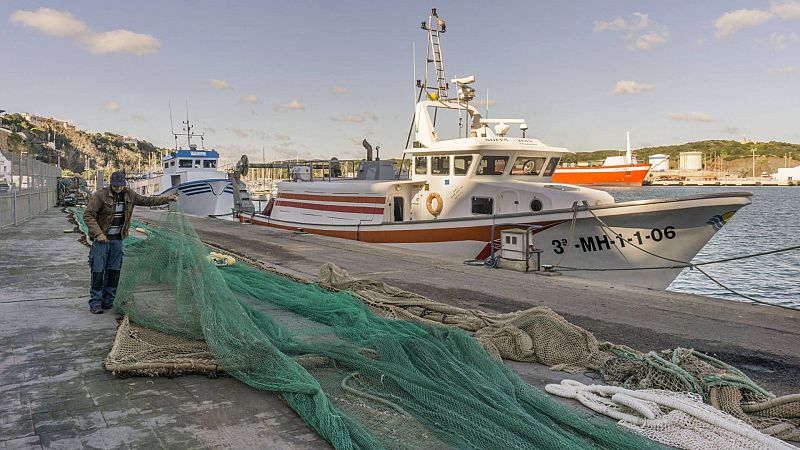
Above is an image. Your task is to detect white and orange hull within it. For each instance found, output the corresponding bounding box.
[552,164,651,186]
[245,192,751,289]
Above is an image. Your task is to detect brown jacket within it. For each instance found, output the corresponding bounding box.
[84,187,171,239]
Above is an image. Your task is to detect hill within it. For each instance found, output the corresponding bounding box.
[561,140,800,176]
[0,112,163,175]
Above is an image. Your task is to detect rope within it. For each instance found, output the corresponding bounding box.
[551,205,800,311]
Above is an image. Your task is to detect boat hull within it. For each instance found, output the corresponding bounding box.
[245,192,751,290]
[552,164,651,186]
[160,179,248,217]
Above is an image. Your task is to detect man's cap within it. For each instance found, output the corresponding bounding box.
[110,171,127,187]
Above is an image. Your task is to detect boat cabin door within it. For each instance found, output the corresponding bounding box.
[392,196,404,221]
[499,190,519,214]
[171,174,181,187]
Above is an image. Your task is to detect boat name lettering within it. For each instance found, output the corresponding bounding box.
[550,226,677,254]
[484,138,510,142]
[190,151,207,156]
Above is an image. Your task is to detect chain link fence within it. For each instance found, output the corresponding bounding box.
[0,150,61,229]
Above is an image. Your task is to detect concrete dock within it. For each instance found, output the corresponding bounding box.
[2,207,798,448]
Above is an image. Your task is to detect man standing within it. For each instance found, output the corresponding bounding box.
[83,170,177,314]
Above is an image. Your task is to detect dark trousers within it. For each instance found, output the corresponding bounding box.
[88,240,123,309]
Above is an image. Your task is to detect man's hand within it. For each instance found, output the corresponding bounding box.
[96,233,108,243]
[168,193,179,202]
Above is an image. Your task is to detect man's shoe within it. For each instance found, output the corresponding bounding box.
[90,306,104,314]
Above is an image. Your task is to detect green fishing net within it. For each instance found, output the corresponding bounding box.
[105,207,661,450]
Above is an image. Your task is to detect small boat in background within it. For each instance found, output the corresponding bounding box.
[552,132,651,186]
[128,119,254,217]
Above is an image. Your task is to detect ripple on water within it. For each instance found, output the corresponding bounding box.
[600,186,800,309]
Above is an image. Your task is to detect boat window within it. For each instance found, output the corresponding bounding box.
[431,156,450,175]
[170,161,175,167]
[163,162,168,169]
[414,156,428,175]
[471,196,493,214]
[203,160,217,169]
[194,159,202,168]
[454,156,473,175]
[510,157,546,176]
[543,157,561,176]
[476,156,509,176]
[178,159,192,168]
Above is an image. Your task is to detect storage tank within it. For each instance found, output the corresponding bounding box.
[679,151,702,171]
[648,154,670,172]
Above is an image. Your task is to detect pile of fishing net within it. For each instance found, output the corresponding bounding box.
[319,263,800,443]
[102,208,659,450]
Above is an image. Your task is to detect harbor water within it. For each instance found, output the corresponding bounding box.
[603,186,800,309]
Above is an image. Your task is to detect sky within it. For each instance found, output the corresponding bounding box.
[2,1,799,165]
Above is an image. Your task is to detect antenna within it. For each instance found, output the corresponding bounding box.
[412,41,416,110]
[169,101,178,150]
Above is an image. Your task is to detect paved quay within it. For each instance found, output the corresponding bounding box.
[0,209,328,449]
[135,209,800,396]
[2,208,798,449]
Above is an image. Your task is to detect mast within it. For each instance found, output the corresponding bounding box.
[420,8,448,101]
[625,131,632,165]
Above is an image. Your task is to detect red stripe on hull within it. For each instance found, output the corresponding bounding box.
[247,215,568,244]
[278,192,386,204]
[275,200,385,215]
[552,164,651,186]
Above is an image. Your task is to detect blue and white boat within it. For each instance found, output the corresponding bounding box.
[129,144,253,217]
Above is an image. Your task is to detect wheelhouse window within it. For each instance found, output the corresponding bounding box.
[510,157,546,176]
[414,156,428,175]
[430,156,450,175]
[178,159,192,168]
[543,157,561,176]
[203,160,217,168]
[194,159,202,168]
[476,156,509,176]
[454,156,473,175]
[471,196,493,214]
[170,161,175,167]
[163,162,169,169]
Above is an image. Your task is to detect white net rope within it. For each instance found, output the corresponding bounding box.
[545,380,793,450]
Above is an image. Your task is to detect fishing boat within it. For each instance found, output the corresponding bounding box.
[243,9,751,290]
[552,132,652,186]
[128,120,254,217]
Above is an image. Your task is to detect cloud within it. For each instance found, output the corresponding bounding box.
[714,2,800,40]
[668,112,714,122]
[104,101,121,112]
[208,79,231,90]
[611,80,655,95]
[593,12,669,51]
[228,127,248,138]
[771,65,798,74]
[767,32,799,50]
[79,30,160,55]
[130,114,146,122]
[240,94,260,104]
[333,86,348,94]
[331,114,365,123]
[723,126,740,135]
[10,7,160,55]
[273,100,305,111]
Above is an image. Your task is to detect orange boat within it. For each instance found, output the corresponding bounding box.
[552,132,651,186]
[552,163,651,186]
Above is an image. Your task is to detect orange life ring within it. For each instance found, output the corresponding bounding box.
[426,192,443,217]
